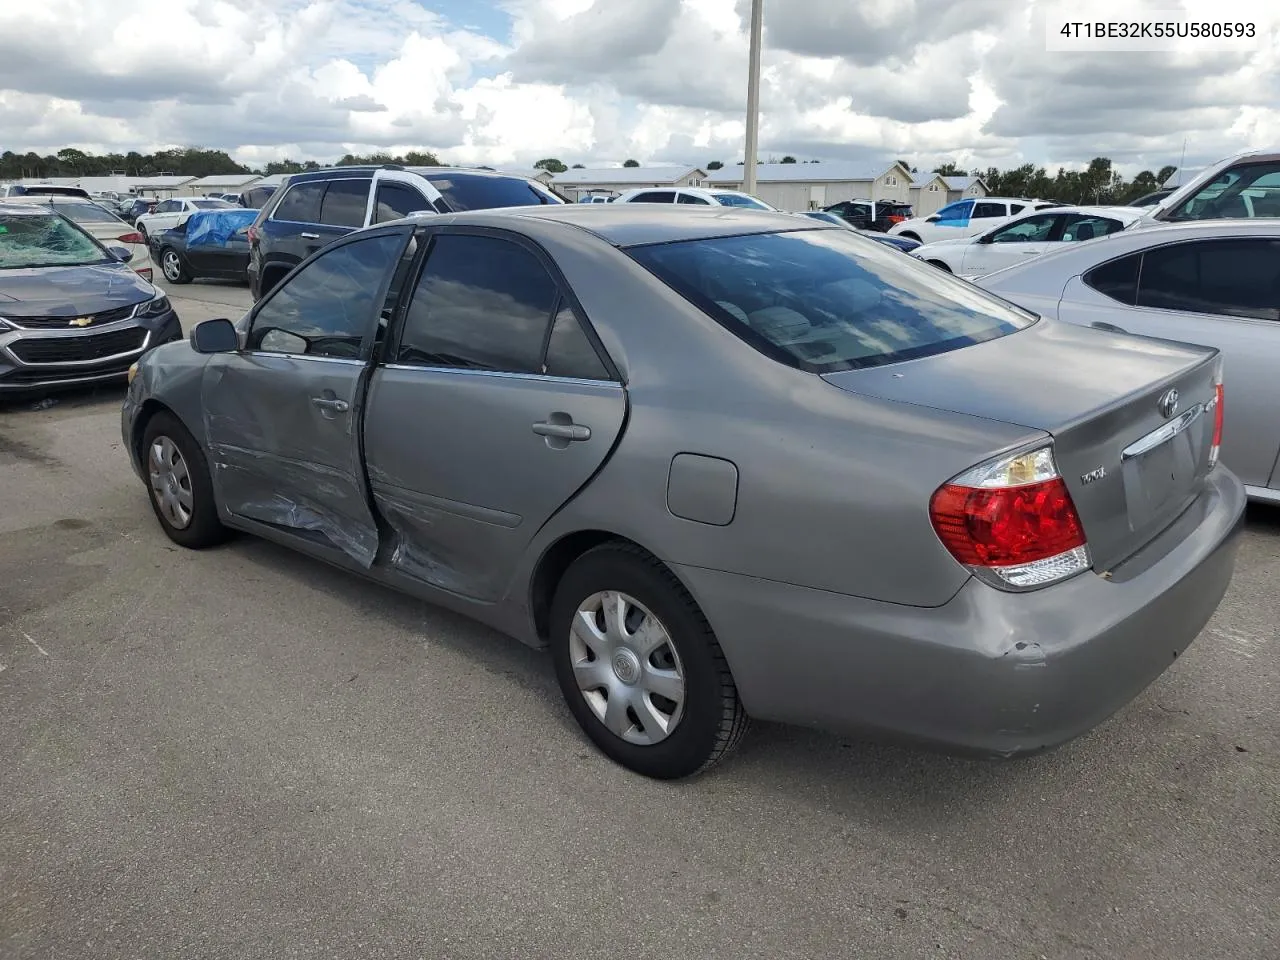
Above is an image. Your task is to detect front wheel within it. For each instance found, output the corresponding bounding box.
[550,543,748,779]
[140,412,229,549]
[160,248,191,284]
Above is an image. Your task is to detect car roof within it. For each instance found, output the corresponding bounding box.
[0,200,64,215]
[395,205,823,247]
[282,165,545,184]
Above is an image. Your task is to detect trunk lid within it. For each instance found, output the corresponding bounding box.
[823,318,1220,572]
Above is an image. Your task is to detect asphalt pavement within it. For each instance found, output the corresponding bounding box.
[1,281,1277,959]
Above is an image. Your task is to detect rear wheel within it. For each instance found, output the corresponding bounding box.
[927,259,952,272]
[550,543,748,779]
[140,412,229,549]
[160,248,191,284]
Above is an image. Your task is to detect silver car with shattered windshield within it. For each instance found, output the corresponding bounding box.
[122,206,1244,779]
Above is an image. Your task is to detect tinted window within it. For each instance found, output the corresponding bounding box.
[1135,239,1280,321]
[1061,214,1123,241]
[630,229,1034,373]
[424,172,561,211]
[374,182,431,223]
[972,202,1008,219]
[1084,253,1141,305]
[629,192,675,204]
[319,179,371,228]
[989,213,1059,242]
[712,193,770,209]
[396,234,558,371]
[192,199,234,209]
[50,201,125,224]
[936,202,969,219]
[273,181,325,223]
[544,302,609,380]
[248,233,404,358]
[678,193,711,205]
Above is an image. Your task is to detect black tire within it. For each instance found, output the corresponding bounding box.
[140,411,229,549]
[927,259,952,272]
[899,231,921,242]
[159,247,191,284]
[550,542,748,779]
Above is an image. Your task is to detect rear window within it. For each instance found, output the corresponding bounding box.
[192,199,234,209]
[424,172,563,211]
[711,193,770,209]
[628,229,1034,373]
[51,201,125,224]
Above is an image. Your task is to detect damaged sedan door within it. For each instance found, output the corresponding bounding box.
[202,227,413,566]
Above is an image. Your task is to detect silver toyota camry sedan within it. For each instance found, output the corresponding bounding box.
[122,206,1245,779]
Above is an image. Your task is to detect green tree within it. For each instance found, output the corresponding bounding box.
[623,158,640,167]
[707,160,723,170]
[1157,164,1177,185]
[571,163,585,169]
[932,162,967,177]
[781,155,797,163]
[534,158,568,173]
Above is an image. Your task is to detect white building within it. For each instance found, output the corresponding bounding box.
[941,175,989,204]
[706,161,914,211]
[550,165,708,201]
[909,174,950,216]
[185,173,262,197]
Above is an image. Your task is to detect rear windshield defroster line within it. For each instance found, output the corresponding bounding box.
[626,229,1035,373]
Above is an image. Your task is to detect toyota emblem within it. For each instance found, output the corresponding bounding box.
[1157,388,1179,419]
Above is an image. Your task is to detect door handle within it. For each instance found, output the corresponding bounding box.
[300,232,320,240]
[532,421,591,442]
[1090,321,1126,334]
[311,397,350,412]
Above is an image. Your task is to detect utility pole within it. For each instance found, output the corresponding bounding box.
[743,0,763,196]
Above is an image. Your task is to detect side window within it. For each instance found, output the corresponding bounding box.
[544,301,609,380]
[677,193,710,204]
[1009,203,1025,214]
[972,201,1008,219]
[374,182,431,223]
[396,233,558,372]
[319,179,372,228]
[247,233,404,358]
[1167,161,1280,221]
[1062,215,1123,242]
[1136,239,1280,320]
[989,214,1059,243]
[272,182,325,223]
[630,192,675,203]
[1084,253,1141,305]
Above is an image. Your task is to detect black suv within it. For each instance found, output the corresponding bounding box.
[821,199,914,232]
[246,166,564,299]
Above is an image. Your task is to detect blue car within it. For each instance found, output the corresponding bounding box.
[798,211,923,252]
[0,203,182,395]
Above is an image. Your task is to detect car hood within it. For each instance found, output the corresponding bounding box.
[0,262,155,317]
[914,237,972,253]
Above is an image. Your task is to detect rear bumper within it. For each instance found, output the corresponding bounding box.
[676,466,1246,756]
[0,311,182,393]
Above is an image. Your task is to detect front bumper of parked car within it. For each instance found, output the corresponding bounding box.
[676,466,1246,757]
[0,305,182,393]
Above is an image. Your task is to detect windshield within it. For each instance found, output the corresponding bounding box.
[424,172,565,211]
[628,229,1034,373]
[51,201,127,224]
[192,199,235,209]
[712,193,771,210]
[1163,162,1280,221]
[0,213,109,269]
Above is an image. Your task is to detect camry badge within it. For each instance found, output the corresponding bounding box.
[69,316,93,327]
[1157,388,1179,419]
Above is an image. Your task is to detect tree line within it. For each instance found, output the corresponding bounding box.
[930,158,1178,206]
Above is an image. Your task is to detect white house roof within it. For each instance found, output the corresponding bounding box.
[707,161,905,184]
[130,176,196,187]
[551,165,704,186]
[190,174,261,188]
[251,173,292,187]
[942,175,982,190]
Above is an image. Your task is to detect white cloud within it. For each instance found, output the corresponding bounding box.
[0,0,1275,176]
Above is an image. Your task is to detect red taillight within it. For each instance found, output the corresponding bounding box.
[1209,380,1224,469]
[930,445,1091,589]
[887,214,906,224]
[117,232,144,244]
[136,268,152,281]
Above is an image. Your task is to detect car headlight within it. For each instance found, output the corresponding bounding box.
[136,295,171,319]
[127,361,140,384]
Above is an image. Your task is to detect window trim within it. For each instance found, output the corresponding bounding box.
[243,223,415,363]
[268,176,371,227]
[381,224,621,382]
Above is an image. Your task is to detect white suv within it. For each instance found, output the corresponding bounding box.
[1139,147,1280,226]
[613,187,775,210]
[888,197,1062,244]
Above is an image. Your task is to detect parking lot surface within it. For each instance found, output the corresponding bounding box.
[1,282,1277,959]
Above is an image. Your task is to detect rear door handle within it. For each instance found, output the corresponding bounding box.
[311,397,349,412]
[1090,321,1127,333]
[300,232,320,239]
[532,421,591,442]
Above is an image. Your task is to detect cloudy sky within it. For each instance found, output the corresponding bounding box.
[0,0,1276,175]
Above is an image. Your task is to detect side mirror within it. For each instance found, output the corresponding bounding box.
[107,244,133,262]
[190,317,239,354]
[977,233,995,244]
